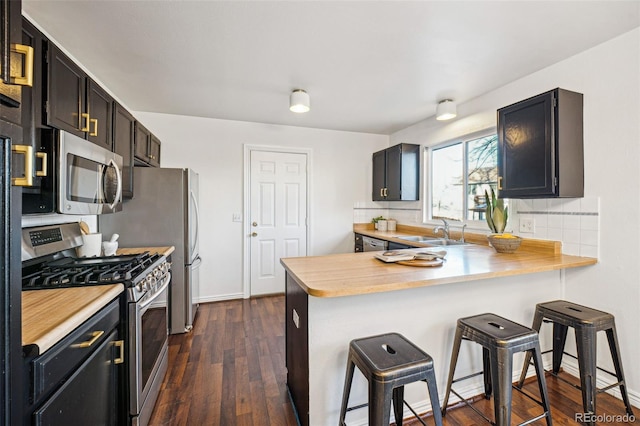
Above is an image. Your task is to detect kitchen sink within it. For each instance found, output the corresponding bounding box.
[398,236,469,246]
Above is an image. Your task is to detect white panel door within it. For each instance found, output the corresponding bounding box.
[250,150,307,296]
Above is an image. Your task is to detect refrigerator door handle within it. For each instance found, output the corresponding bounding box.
[190,255,202,268]
[190,189,200,262]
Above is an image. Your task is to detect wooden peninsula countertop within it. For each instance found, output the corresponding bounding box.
[281,228,596,298]
[22,246,175,356]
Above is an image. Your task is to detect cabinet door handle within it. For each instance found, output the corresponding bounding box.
[113,340,124,364]
[9,44,34,86]
[81,113,91,132]
[90,118,98,137]
[35,152,47,177]
[497,176,503,190]
[383,188,388,197]
[380,188,384,197]
[73,330,104,348]
[11,144,34,187]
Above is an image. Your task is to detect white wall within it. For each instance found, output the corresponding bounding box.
[133,112,388,301]
[390,28,640,403]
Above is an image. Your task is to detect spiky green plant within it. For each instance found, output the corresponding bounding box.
[485,188,508,233]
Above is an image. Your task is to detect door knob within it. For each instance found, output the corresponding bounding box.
[252,222,258,227]
[251,232,258,237]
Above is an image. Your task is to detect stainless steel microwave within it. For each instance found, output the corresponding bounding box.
[57,131,123,215]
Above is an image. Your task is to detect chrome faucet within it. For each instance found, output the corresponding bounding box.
[459,224,467,243]
[433,219,450,240]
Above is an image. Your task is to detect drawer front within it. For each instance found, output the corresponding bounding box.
[32,298,120,402]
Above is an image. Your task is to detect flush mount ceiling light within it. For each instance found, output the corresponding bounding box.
[290,89,310,113]
[436,99,457,121]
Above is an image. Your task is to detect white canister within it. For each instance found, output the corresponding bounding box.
[387,219,397,231]
[377,220,388,231]
[76,233,103,257]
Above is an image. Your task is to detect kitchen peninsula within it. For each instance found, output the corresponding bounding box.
[281,234,596,425]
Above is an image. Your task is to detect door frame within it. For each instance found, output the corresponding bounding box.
[242,144,312,299]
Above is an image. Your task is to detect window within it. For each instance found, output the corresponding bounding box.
[429,133,498,222]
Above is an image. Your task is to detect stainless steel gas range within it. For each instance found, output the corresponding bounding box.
[21,222,170,426]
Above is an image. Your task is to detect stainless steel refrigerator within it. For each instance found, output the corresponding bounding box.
[99,167,201,334]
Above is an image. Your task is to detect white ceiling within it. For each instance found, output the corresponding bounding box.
[22,1,640,135]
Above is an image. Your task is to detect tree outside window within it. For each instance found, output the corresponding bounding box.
[430,134,498,222]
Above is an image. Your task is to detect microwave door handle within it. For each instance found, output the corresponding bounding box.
[107,158,122,210]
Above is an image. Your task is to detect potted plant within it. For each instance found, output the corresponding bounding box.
[484,188,521,253]
[371,216,386,230]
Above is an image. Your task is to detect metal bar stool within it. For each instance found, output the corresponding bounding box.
[442,313,552,426]
[517,300,634,423]
[338,332,443,426]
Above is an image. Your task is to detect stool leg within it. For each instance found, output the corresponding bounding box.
[442,325,464,415]
[370,381,393,426]
[338,358,356,426]
[605,326,634,416]
[552,322,569,374]
[518,310,544,388]
[489,346,513,426]
[392,386,404,426]
[424,371,444,426]
[531,343,553,426]
[483,347,492,399]
[575,326,597,424]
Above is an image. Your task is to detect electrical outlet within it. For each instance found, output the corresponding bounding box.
[520,218,534,233]
[232,213,242,222]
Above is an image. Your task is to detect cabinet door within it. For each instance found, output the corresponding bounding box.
[372,149,386,201]
[134,121,150,162]
[32,329,119,426]
[148,134,161,167]
[385,144,402,200]
[87,79,113,150]
[113,102,135,198]
[0,0,23,124]
[498,91,555,198]
[46,44,86,137]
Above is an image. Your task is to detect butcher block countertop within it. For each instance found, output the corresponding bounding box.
[22,284,124,356]
[280,225,596,298]
[22,246,175,356]
[117,246,175,256]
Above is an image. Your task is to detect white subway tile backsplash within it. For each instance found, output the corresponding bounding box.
[580,197,599,213]
[580,244,599,258]
[547,227,563,241]
[548,199,563,212]
[562,215,581,230]
[580,215,599,231]
[580,229,599,246]
[562,198,582,213]
[563,243,580,256]
[548,214,563,229]
[562,228,581,245]
[533,199,548,211]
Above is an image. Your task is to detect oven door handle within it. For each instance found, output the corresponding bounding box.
[139,272,171,311]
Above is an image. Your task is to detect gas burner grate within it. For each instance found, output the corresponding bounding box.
[22,252,163,290]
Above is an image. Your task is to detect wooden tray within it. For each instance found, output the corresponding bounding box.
[396,258,444,267]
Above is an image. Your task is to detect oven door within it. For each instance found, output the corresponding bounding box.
[129,273,170,419]
[58,130,122,215]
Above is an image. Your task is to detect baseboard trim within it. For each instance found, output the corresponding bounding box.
[197,293,244,304]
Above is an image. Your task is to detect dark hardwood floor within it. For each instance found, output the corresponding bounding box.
[149,296,637,425]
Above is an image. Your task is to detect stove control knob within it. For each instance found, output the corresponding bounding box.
[135,281,144,292]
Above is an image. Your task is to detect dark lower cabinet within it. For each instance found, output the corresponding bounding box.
[354,233,363,252]
[497,88,583,198]
[388,241,415,250]
[24,298,123,426]
[33,329,119,426]
[285,273,309,426]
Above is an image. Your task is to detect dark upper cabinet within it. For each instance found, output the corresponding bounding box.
[372,143,420,201]
[134,121,161,167]
[497,88,583,199]
[0,0,24,122]
[112,102,135,199]
[46,44,113,149]
[87,79,113,150]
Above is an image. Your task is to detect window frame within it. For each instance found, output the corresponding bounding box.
[424,128,498,228]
